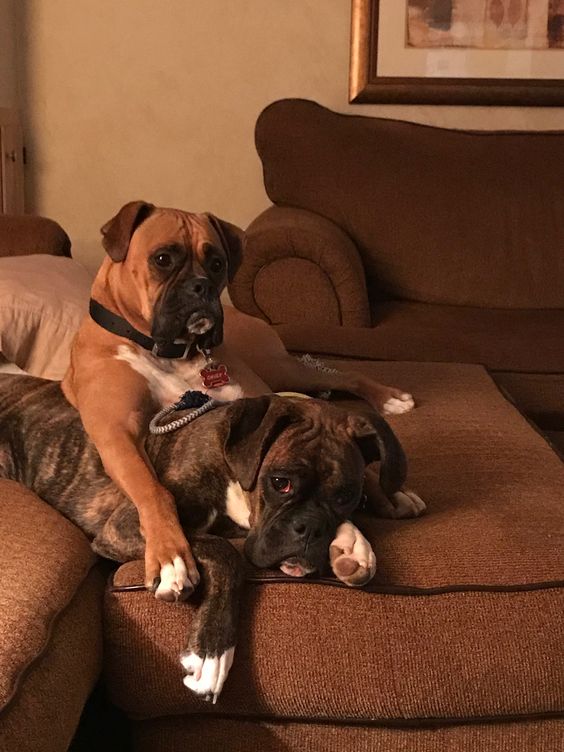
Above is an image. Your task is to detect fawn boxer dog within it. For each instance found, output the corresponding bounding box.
[62,201,415,602]
[0,374,423,701]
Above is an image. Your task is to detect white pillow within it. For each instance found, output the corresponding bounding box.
[0,255,92,380]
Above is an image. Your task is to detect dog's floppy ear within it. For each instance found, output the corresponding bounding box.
[224,396,292,491]
[101,201,155,262]
[206,214,245,282]
[346,413,407,495]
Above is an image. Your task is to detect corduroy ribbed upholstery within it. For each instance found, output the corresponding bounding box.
[131,717,564,752]
[104,362,564,743]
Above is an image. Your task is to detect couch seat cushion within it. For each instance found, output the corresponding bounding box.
[274,303,564,374]
[104,363,564,723]
[132,717,564,752]
[0,480,97,713]
[495,371,564,431]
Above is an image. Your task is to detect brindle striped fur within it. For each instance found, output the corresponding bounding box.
[0,373,410,699]
[0,373,249,557]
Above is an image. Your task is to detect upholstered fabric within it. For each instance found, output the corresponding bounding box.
[0,568,105,752]
[0,215,71,258]
[132,717,564,752]
[0,480,97,713]
[0,255,91,379]
[230,206,370,327]
[495,372,564,430]
[104,362,564,724]
[254,99,564,309]
[272,303,564,374]
[106,578,563,723]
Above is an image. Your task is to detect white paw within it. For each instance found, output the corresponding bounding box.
[329,521,377,587]
[382,393,415,415]
[181,648,235,703]
[155,556,191,601]
[392,490,427,519]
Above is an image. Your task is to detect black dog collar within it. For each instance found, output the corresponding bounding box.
[89,299,192,359]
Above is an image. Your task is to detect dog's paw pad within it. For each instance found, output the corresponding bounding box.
[155,556,193,602]
[181,648,235,703]
[331,552,376,586]
[382,393,415,415]
[392,490,427,519]
[330,522,377,587]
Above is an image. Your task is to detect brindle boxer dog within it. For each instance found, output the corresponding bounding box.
[62,201,415,602]
[0,374,423,701]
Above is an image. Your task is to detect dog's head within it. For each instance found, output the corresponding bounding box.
[99,201,244,351]
[223,395,406,577]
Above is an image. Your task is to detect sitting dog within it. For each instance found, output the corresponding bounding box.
[0,373,423,701]
[61,201,416,601]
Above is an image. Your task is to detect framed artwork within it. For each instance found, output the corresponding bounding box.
[349,0,564,105]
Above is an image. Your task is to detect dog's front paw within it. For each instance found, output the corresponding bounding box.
[152,556,196,602]
[329,521,376,587]
[146,533,200,602]
[181,648,235,704]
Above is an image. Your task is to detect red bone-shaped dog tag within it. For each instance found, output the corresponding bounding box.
[200,363,230,390]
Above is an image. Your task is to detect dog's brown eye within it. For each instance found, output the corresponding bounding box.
[154,252,172,268]
[271,477,292,494]
[210,258,223,273]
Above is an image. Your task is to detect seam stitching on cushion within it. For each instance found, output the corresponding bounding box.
[137,708,564,729]
[110,579,564,596]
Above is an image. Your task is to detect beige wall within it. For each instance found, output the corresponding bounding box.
[0,0,17,109]
[17,0,564,272]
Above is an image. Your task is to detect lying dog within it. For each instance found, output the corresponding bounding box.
[0,373,423,700]
[62,201,415,601]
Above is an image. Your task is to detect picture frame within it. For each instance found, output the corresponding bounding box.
[349,0,564,105]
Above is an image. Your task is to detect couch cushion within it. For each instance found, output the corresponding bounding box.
[274,302,564,374]
[0,568,104,752]
[0,480,98,713]
[495,371,564,431]
[104,362,564,723]
[132,717,564,752]
[255,99,564,309]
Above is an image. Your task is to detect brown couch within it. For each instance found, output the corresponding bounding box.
[1,178,563,749]
[230,99,564,455]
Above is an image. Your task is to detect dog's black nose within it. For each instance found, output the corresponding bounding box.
[187,277,211,299]
[291,519,323,541]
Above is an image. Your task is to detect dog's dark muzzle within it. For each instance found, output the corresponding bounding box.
[151,276,224,350]
[244,504,337,576]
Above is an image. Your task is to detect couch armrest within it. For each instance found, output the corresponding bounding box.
[229,206,370,326]
[0,215,71,258]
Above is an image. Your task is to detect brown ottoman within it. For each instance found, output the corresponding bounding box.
[104,363,564,750]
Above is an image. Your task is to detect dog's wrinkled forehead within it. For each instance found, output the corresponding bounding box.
[101,201,244,281]
[129,210,219,264]
[263,416,360,481]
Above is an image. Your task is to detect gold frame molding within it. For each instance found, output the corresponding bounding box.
[349,0,564,106]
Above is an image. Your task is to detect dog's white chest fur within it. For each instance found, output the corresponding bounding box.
[225,481,250,530]
[115,344,243,407]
